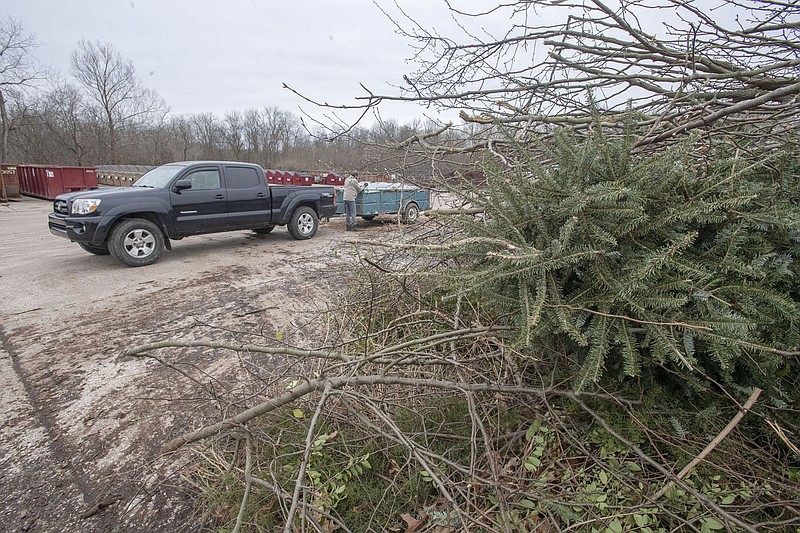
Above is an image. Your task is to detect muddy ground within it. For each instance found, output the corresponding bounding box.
[0,197,406,532]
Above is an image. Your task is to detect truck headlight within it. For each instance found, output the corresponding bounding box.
[71,198,101,215]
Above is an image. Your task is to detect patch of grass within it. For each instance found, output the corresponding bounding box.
[194,395,480,532]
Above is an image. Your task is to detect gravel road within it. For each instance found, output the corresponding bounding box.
[0,196,379,532]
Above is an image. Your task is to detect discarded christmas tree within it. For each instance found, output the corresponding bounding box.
[434,127,800,405]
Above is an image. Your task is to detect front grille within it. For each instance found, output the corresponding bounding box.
[49,217,67,229]
[54,200,68,215]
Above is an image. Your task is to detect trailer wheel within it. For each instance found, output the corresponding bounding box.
[108,218,165,267]
[78,242,111,255]
[253,225,275,235]
[401,202,420,224]
[287,206,318,240]
[361,215,376,221]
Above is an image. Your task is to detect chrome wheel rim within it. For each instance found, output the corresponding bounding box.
[297,213,314,235]
[123,229,156,258]
[406,206,419,222]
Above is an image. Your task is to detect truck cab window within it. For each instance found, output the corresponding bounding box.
[226,167,261,189]
[186,170,220,190]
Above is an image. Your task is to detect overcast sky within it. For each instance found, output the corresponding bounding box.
[2,0,490,127]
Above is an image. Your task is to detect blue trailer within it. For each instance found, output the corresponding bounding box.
[334,182,431,223]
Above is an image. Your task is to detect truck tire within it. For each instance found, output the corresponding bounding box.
[78,242,111,255]
[401,202,420,224]
[253,225,275,235]
[108,218,165,267]
[287,206,318,240]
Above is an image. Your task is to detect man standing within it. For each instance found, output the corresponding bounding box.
[343,172,365,231]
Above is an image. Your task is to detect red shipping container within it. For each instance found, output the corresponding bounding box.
[325,173,344,186]
[17,166,27,195]
[294,172,313,186]
[265,170,314,186]
[18,165,98,200]
[0,164,20,198]
[19,166,35,196]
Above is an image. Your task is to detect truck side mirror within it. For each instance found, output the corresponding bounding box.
[173,179,192,192]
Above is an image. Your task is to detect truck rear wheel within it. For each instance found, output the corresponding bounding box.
[287,206,318,240]
[78,242,111,255]
[109,218,165,267]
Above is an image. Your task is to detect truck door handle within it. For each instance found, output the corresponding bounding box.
[215,194,226,200]
[257,192,266,197]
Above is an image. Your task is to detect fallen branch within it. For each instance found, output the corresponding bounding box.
[766,418,800,456]
[284,382,332,533]
[160,374,636,453]
[423,207,486,216]
[651,387,763,500]
[570,392,760,533]
[127,340,349,362]
[231,436,253,533]
[248,473,355,533]
[127,327,509,370]
[636,81,800,147]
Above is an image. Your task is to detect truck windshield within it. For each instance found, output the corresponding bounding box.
[133,165,185,188]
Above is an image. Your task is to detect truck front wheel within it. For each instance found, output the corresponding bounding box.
[287,206,318,240]
[109,218,165,267]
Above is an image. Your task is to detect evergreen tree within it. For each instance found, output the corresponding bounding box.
[431,128,800,404]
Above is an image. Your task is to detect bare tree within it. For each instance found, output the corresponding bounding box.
[71,40,167,163]
[263,106,303,166]
[9,99,51,164]
[138,111,171,165]
[0,17,44,163]
[242,108,265,164]
[223,110,245,159]
[191,112,222,159]
[40,82,93,165]
[291,0,800,159]
[169,115,195,161]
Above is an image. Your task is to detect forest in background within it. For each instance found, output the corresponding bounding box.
[0,24,461,177]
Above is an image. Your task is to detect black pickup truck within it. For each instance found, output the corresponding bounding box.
[48,161,336,267]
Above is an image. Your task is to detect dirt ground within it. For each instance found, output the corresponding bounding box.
[0,196,405,532]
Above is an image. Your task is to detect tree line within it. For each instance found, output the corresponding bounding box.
[0,17,442,176]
